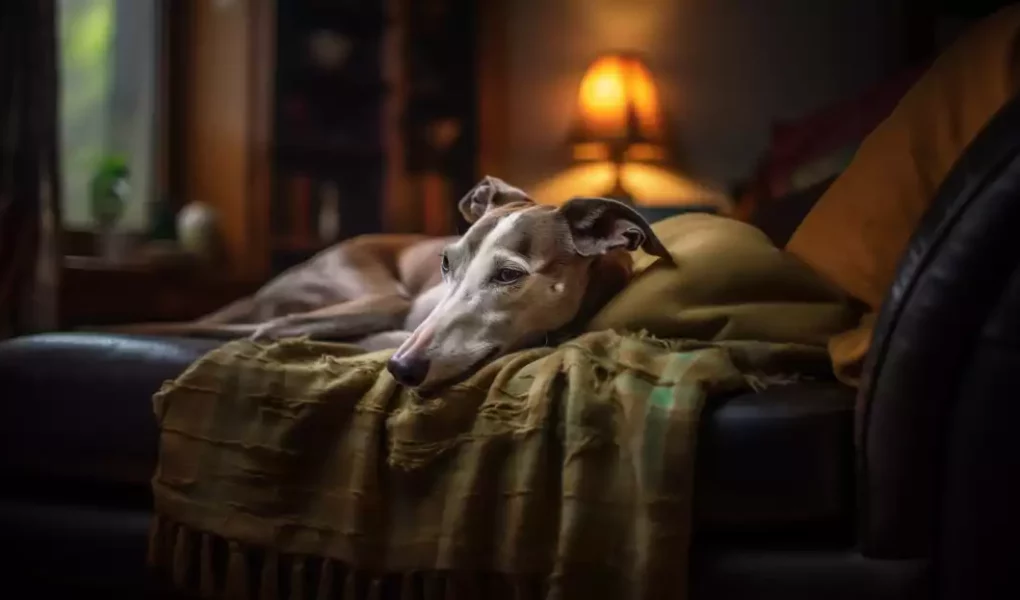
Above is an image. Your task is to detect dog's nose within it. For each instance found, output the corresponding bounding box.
[387,354,431,387]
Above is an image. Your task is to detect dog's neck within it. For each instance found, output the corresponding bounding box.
[547,250,635,345]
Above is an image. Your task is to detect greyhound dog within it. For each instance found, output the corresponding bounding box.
[107,177,672,392]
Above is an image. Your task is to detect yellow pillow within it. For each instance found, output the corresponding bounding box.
[786,5,1020,385]
[586,213,857,348]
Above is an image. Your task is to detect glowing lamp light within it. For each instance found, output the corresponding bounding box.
[575,54,663,143]
[567,53,668,204]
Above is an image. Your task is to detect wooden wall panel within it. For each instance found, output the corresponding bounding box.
[381,0,409,232]
[246,0,274,280]
[477,0,509,179]
[183,0,272,282]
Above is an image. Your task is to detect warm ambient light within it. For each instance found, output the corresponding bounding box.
[531,162,731,211]
[574,54,664,145]
[568,53,668,204]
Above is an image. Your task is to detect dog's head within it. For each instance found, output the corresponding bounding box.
[386,175,671,394]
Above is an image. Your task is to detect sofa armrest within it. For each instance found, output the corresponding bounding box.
[858,93,1020,558]
[935,262,1020,598]
[0,333,222,502]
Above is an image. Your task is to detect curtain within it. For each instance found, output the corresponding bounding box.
[0,0,63,339]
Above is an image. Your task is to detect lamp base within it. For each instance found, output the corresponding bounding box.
[604,162,635,205]
[605,185,635,205]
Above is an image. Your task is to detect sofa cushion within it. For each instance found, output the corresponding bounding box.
[696,382,855,533]
[786,4,1020,385]
[586,213,857,348]
[0,333,222,500]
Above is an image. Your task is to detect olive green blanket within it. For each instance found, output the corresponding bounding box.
[148,214,858,600]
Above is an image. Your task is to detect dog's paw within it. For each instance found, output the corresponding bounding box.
[249,317,295,342]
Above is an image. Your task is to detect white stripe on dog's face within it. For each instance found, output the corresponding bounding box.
[390,181,665,393]
[391,204,592,392]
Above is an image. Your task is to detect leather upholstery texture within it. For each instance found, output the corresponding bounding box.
[935,263,1020,599]
[696,382,855,533]
[857,94,1020,560]
[0,333,221,498]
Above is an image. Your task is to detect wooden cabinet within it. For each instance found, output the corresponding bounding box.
[61,257,260,328]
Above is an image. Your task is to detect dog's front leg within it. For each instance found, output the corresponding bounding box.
[250,294,411,342]
[250,314,304,341]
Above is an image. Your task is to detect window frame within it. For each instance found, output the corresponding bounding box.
[58,0,181,255]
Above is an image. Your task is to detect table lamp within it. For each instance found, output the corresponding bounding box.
[567,52,668,205]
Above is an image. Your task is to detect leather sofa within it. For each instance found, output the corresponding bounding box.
[2,96,1020,599]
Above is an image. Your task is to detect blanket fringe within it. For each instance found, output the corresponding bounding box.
[147,514,162,568]
[316,559,334,600]
[259,551,279,600]
[628,328,822,393]
[400,573,414,600]
[291,559,306,600]
[225,542,250,599]
[149,518,550,600]
[367,578,382,600]
[343,569,357,600]
[742,371,805,392]
[202,533,217,598]
[173,524,190,589]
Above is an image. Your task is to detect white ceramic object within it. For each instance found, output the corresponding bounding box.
[318,182,342,243]
[176,201,220,260]
[308,30,352,70]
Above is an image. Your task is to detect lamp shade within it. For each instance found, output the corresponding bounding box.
[569,53,666,153]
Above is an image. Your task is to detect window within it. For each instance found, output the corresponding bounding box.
[57,0,160,231]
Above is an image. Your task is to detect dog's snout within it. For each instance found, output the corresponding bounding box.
[387,354,431,388]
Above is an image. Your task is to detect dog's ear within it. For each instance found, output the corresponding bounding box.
[458,176,534,223]
[558,197,673,262]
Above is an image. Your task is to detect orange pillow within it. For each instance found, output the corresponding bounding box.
[786,5,1020,386]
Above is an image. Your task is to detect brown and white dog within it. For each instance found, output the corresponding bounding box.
[106,177,672,392]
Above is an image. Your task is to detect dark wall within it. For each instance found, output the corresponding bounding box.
[498,0,914,194]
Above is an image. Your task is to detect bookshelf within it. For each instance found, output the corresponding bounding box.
[269,0,478,274]
[271,0,390,272]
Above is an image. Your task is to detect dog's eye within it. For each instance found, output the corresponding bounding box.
[440,254,450,274]
[493,267,525,284]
